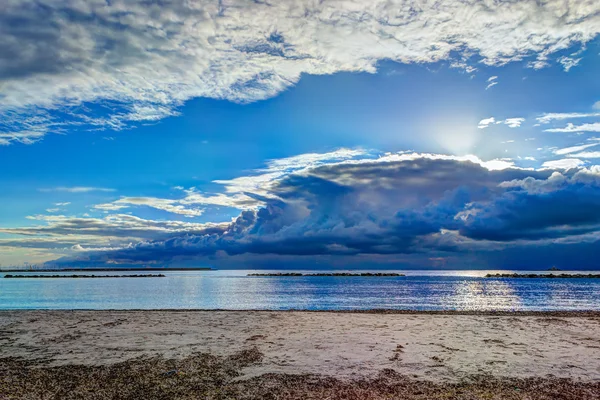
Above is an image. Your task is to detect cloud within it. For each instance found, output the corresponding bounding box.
[594,101,600,110]
[38,186,116,193]
[54,202,71,206]
[2,0,599,144]
[503,118,525,128]
[554,142,600,155]
[478,117,524,129]
[537,113,600,124]
[36,153,600,267]
[0,214,227,246]
[541,158,585,169]
[95,197,204,217]
[558,56,581,71]
[478,117,496,129]
[570,151,600,158]
[545,123,600,133]
[485,75,499,90]
[3,149,600,268]
[92,148,368,213]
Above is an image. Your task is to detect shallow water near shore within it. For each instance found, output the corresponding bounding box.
[1,269,600,310]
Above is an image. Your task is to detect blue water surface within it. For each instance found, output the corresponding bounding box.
[1,270,599,310]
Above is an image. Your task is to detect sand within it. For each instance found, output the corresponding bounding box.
[2,310,600,384]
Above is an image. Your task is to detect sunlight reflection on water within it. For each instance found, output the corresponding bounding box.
[1,270,599,310]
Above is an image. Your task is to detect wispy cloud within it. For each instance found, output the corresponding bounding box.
[1,1,599,144]
[95,197,204,218]
[485,76,499,90]
[537,112,600,124]
[558,56,582,72]
[39,187,115,193]
[569,151,600,159]
[554,143,600,155]
[478,117,524,129]
[545,123,600,133]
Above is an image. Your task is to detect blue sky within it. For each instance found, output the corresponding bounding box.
[1,0,600,269]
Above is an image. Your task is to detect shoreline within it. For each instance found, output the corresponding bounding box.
[3,309,600,317]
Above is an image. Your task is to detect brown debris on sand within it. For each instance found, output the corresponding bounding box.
[1,349,599,400]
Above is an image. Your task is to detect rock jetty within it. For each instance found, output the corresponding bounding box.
[247,272,404,277]
[3,274,166,278]
[485,273,600,278]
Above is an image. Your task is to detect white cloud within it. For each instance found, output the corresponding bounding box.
[504,118,525,128]
[1,0,599,144]
[545,123,600,133]
[541,158,585,169]
[485,76,499,89]
[479,117,524,129]
[554,143,600,155]
[93,203,129,212]
[39,187,116,193]
[54,202,71,206]
[499,171,567,194]
[537,112,600,124]
[478,117,496,129]
[594,101,600,110]
[95,197,204,217]
[558,56,582,71]
[569,151,600,158]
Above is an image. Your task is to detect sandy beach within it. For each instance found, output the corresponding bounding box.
[2,310,600,399]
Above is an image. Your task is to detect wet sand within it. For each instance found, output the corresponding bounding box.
[1,310,600,399]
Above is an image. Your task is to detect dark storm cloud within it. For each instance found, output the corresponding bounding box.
[53,158,600,267]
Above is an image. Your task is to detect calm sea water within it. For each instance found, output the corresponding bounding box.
[1,270,600,311]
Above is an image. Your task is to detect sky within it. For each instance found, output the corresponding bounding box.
[1,0,600,270]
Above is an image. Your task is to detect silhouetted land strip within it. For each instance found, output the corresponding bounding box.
[0,267,211,272]
[485,273,600,278]
[4,274,166,279]
[247,272,404,277]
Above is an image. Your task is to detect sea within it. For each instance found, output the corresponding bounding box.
[1,270,600,311]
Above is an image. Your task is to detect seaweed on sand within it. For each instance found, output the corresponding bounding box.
[1,349,599,399]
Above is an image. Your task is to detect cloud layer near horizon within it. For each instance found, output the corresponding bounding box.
[13,153,595,269]
[2,0,600,144]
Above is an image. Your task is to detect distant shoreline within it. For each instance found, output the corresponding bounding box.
[247,272,405,277]
[485,273,600,278]
[4,274,165,279]
[0,268,212,273]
